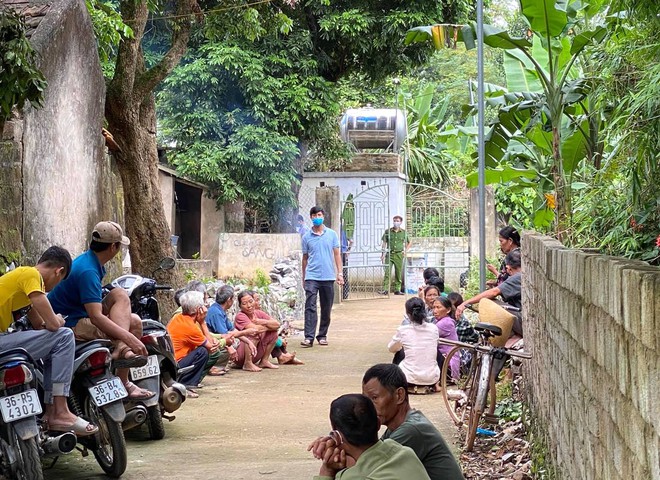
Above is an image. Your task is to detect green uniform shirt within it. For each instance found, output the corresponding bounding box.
[313,439,430,480]
[382,228,409,253]
[382,410,464,480]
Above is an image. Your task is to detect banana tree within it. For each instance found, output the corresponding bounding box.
[400,83,453,187]
[406,0,608,239]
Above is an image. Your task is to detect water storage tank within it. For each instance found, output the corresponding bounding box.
[340,107,407,151]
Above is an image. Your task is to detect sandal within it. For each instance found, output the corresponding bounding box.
[300,339,313,348]
[125,381,156,400]
[186,388,199,399]
[317,338,328,346]
[208,366,226,376]
[47,417,99,437]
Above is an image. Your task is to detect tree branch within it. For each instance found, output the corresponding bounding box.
[133,0,199,102]
[108,0,149,108]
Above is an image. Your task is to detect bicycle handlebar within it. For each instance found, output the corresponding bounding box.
[438,338,532,359]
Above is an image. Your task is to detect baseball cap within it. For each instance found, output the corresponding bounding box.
[92,221,130,246]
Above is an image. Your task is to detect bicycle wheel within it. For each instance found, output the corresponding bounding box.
[465,354,492,451]
[440,346,476,425]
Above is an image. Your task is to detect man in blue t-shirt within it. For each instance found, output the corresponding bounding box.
[300,206,343,348]
[206,285,235,334]
[48,221,153,400]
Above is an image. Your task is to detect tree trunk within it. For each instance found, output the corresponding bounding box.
[105,0,197,275]
[106,93,173,275]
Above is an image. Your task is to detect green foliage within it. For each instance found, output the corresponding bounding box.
[463,255,498,299]
[0,9,47,121]
[84,0,133,77]
[400,84,452,186]
[495,185,537,231]
[253,268,270,289]
[170,125,300,218]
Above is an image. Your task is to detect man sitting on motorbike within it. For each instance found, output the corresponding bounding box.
[48,221,154,400]
[0,246,99,436]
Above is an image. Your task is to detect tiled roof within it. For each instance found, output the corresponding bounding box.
[1,0,51,38]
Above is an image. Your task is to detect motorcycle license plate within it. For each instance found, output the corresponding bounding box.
[0,389,42,423]
[129,355,160,381]
[88,377,127,407]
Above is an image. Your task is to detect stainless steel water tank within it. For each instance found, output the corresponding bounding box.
[340,107,407,151]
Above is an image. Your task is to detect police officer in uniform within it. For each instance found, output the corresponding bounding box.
[380,215,411,295]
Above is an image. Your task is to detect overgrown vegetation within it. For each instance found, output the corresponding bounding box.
[407,0,660,263]
[0,8,47,122]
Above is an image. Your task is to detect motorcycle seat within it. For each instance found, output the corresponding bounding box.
[141,319,166,331]
[0,348,34,367]
[474,322,503,337]
[74,339,112,357]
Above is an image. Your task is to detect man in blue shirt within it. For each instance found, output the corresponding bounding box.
[48,221,153,400]
[301,206,343,348]
[206,285,235,334]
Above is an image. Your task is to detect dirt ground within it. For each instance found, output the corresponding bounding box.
[44,296,462,479]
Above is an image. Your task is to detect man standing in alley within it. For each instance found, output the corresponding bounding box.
[301,206,343,348]
[380,215,411,296]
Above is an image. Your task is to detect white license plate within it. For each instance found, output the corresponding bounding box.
[129,355,160,381]
[0,389,42,423]
[88,377,127,407]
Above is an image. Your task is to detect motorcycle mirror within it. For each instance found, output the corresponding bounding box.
[159,257,176,270]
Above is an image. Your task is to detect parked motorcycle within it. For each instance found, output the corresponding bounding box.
[110,257,187,440]
[0,348,43,480]
[68,339,128,477]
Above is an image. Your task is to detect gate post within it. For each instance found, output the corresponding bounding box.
[469,186,498,259]
[315,186,342,303]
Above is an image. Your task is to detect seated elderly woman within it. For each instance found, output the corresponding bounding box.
[388,298,440,390]
[234,291,280,371]
[250,291,303,365]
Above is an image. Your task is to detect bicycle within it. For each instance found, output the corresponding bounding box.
[439,299,531,451]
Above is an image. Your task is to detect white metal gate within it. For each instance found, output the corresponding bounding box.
[341,184,389,300]
[405,183,470,292]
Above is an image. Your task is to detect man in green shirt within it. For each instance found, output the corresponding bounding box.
[380,215,411,295]
[310,394,430,480]
[362,364,465,480]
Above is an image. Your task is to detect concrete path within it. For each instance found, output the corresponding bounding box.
[45,296,461,479]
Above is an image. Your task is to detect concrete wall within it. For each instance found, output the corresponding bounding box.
[200,193,224,276]
[0,0,121,266]
[469,186,498,260]
[522,233,659,480]
[159,170,176,228]
[158,168,225,274]
[301,172,407,223]
[216,233,301,279]
[23,0,110,257]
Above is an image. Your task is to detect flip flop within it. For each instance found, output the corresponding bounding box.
[125,381,156,400]
[113,354,148,369]
[187,388,199,399]
[317,339,328,346]
[48,417,99,437]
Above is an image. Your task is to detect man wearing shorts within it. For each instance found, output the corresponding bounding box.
[48,221,153,400]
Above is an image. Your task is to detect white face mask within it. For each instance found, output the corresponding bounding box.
[393,221,402,228]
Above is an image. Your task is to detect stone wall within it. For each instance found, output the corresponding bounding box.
[0,0,117,265]
[216,233,301,279]
[522,233,659,480]
[343,153,400,172]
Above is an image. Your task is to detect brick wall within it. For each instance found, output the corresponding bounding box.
[343,153,400,172]
[522,233,659,479]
